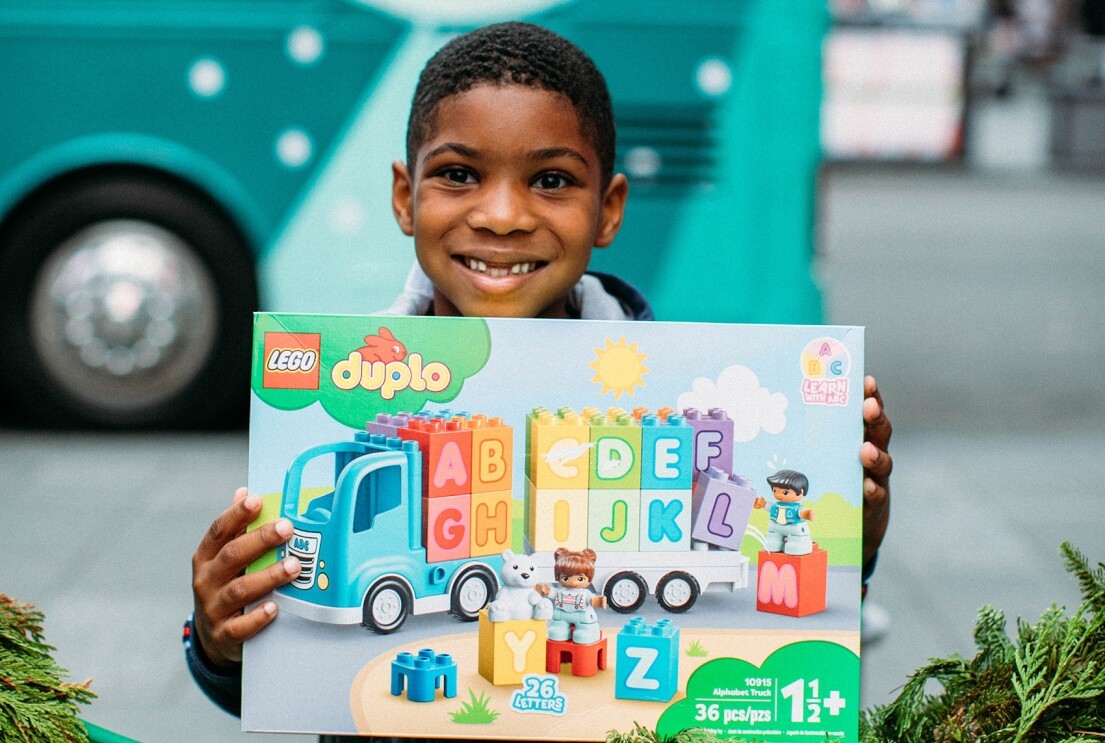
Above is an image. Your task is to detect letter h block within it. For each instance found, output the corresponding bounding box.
[467,415,513,494]
[615,617,680,702]
[756,546,828,617]
[683,407,734,475]
[690,468,756,550]
[478,610,547,685]
[399,418,472,499]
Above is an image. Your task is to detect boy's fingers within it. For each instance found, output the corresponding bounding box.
[206,518,294,585]
[860,441,893,480]
[205,600,281,665]
[214,557,301,619]
[863,376,892,448]
[194,491,263,563]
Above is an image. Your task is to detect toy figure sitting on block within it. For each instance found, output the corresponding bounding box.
[753,469,814,556]
[537,548,607,645]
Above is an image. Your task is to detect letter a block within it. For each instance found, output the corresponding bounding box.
[478,611,547,685]
[399,418,472,499]
[423,494,470,563]
[756,546,828,617]
[615,617,680,702]
[690,468,756,550]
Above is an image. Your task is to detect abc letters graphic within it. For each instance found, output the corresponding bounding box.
[263,332,321,390]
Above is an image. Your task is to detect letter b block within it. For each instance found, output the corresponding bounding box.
[478,611,548,685]
[690,468,756,550]
[468,416,513,494]
[756,546,828,617]
[615,617,680,702]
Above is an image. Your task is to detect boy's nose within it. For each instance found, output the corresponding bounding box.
[467,179,537,234]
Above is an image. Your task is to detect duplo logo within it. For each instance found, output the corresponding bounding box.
[330,326,451,400]
[262,332,321,390]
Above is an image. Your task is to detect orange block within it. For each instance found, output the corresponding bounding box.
[468,416,513,494]
[755,546,827,617]
[470,490,512,557]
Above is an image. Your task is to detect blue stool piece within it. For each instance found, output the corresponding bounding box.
[390,648,458,702]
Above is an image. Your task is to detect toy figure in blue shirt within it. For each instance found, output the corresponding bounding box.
[753,469,814,556]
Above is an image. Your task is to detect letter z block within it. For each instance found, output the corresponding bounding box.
[478,610,548,685]
[756,546,828,617]
[615,617,680,702]
[399,418,472,499]
[468,415,513,494]
[423,494,470,563]
[690,467,756,550]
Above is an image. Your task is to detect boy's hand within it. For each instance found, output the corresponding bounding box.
[191,488,300,667]
[861,376,892,565]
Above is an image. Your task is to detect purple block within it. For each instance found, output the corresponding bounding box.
[366,412,414,438]
[690,467,757,550]
[682,407,734,474]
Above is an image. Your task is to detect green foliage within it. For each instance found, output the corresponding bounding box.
[0,595,95,743]
[449,689,501,724]
[861,542,1105,743]
[606,722,728,743]
[685,639,709,658]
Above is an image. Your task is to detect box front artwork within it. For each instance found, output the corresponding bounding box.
[244,314,864,741]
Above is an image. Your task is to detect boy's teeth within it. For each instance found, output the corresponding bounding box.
[464,258,535,276]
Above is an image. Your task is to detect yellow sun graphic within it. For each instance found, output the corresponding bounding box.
[589,337,649,399]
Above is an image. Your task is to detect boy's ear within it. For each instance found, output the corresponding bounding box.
[594,173,628,248]
[391,160,415,236]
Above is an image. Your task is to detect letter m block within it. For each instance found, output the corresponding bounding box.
[478,611,547,685]
[756,546,828,618]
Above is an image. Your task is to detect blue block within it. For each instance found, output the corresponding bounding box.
[390,648,457,703]
[615,617,680,702]
[640,414,694,490]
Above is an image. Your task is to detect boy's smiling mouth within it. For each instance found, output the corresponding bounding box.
[458,256,546,278]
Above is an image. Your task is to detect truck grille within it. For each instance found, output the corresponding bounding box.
[287,529,321,590]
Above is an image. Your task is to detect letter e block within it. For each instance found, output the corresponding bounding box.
[471,490,512,557]
[423,494,470,563]
[756,546,828,617]
[690,468,756,550]
[640,414,694,490]
[478,610,547,685]
[615,617,680,702]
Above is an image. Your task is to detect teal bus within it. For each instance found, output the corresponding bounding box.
[0,1,826,428]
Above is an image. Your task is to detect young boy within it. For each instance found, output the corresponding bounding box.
[185,21,892,739]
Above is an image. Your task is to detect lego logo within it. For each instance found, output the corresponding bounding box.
[266,348,318,373]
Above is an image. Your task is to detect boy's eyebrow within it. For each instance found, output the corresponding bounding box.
[422,143,590,168]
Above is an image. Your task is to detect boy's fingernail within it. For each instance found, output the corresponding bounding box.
[263,601,278,615]
[283,557,300,575]
[864,478,876,496]
[244,494,261,509]
[275,519,293,538]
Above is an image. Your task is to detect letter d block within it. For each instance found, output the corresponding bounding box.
[468,416,513,494]
[615,617,680,702]
[690,468,756,551]
[756,546,828,617]
[588,415,642,490]
[423,494,470,563]
[400,419,472,499]
[478,610,547,685]
[470,490,512,557]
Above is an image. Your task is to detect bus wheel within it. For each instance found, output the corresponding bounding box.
[655,571,700,613]
[363,578,411,634]
[604,571,648,613]
[449,565,496,621]
[0,171,256,428]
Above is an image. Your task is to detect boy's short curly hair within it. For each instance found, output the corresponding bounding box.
[406,21,616,186]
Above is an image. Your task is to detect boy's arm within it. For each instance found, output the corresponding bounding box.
[860,375,892,588]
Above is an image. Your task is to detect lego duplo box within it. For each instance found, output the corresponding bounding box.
[478,611,548,685]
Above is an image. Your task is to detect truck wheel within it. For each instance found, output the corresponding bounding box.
[449,565,496,621]
[0,171,256,428]
[363,578,411,634]
[604,571,648,613]
[655,571,700,613]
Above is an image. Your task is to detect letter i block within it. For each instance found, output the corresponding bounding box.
[470,490,512,557]
[756,546,828,617]
[525,481,588,551]
[587,489,640,551]
[615,617,680,702]
[423,494,470,563]
[530,412,590,489]
[478,610,547,685]
[639,490,691,551]
[391,648,457,702]
[640,414,694,490]
[400,418,473,499]
[468,416,513,494]
[588,414,642,490]
[683,407,734,475]
[690,468,756,550]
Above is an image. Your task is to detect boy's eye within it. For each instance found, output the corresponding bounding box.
[534,172,571,190]
[439,167,476,184]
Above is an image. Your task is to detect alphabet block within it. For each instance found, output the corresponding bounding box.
[525,481,588,551]
[683,407,734,474]
[422,494,470,563]
[640,413,694,490]
[399,418,473,499]
[468,415,513,494]
[366,412,416,438]
[545,636,607,677]
[470,490,512,557]
[756,546,828,617]
[639,490,691,551]
[615,617,680,702]
[588,413,642,490]
[690,467,756,551]
[587,489,640,551]
[529,411,590,490]
[478,610,548,686]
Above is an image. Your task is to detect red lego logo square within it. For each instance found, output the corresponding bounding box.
[262,332,321,390]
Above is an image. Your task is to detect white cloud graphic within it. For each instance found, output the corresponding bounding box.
[676,365,787,443]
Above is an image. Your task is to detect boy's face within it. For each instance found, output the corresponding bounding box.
[393,84,628,319]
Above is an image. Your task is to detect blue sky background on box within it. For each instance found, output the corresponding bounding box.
[248,318,863,514]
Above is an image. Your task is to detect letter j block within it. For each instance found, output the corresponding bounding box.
[615,617,680,702]
[756,546,828,618]
[478,610,548,685]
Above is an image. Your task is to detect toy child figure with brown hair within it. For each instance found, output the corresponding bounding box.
[537,547,608,645]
